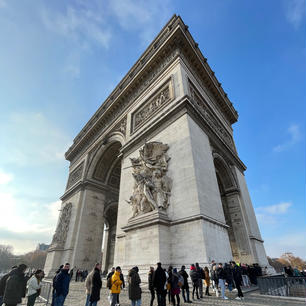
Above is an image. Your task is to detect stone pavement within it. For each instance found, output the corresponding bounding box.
[62,282,306,306]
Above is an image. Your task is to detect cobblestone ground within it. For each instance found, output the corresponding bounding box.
[62,282,306,306]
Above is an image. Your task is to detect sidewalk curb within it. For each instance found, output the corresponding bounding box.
[251,293,306,302]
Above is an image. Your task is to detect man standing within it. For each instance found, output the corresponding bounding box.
[89,263,102,306]
[153,262,166,306]
[3,264,27,306]
[53,263,71,306]
[0,266,17,306]
[217,263,228,300]
[179,265,191,303]
[148,267,155,306]
[195,263,204,298]
[231,262,244,300]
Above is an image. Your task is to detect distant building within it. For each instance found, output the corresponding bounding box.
[36,243,50,251]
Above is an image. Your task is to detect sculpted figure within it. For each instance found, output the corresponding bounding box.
[51,202,72,248]
[128,142,172,217]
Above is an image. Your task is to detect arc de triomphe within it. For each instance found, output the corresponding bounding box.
[45,15,269,276]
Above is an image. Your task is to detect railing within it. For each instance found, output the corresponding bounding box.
[36,280,52,305]
[258,276,306,297]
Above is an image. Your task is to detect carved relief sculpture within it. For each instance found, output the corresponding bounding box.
[50,202,72,249]
[127,142,172,217]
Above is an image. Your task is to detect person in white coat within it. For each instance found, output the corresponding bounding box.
[27,269,44,306]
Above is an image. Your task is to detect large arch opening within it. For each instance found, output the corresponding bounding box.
[91,141,122,273]
[214,154,240,261]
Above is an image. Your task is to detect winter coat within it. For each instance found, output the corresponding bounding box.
[111,271,122,294]
[54,269,70,296]
[0,270,14,296]
[148,271,154,290]
[153,267,166,293]
[224,265,233,284]
[210,269,218,282]
[179,270,189,289]
[204,271,210,286]
[232,265,242,286]
[90,268,102,302]
[190,269,199,284]
[170,272,180,295]
[120,272,125,288]
[85,270,94,294]
[128,269,141,300]
[26,275,42,296]
[3,268,26,305]
[216,267,226,280]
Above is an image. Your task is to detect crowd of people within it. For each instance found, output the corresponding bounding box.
[0,260,305,306]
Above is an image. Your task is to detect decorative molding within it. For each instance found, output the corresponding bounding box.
[131,79,174,133]
[112,115,127,136]
[49,202,72,250]
[188,80,236,152]
[66,48,178,163]
[66,162,84,190]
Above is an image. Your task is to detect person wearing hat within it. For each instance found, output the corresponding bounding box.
[128,266,141,306]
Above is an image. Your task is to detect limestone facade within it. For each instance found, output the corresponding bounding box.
[45,15,269,277]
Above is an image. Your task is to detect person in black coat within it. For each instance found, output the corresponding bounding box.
[128,266,142,305]
[54,263,71,306]
[179,265,191,303]
[224,263,233,291]
[89,263,102,306]
[153,262,167,306]
[190,264,199,300]
[0,265,17,305]
[148,267,155,306]
[231,262,244,300]
[3,264,27,306]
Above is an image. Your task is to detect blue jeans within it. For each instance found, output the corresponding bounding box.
[131,299,141,306]
[54,294,67,306]
[219,279,226,298]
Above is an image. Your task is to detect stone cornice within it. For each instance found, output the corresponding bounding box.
[65,15,238,163]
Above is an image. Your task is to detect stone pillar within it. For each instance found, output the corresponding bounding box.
[70,188,105,270]
[223,191,254,263]
[101,225,109,273]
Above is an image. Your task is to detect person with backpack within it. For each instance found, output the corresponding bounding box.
[110,266,122,306]
[169,268,181,306]
[179,265,191,303]
[128,266,141,306]
[189,264,199,300]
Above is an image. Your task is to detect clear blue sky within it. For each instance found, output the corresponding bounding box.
[0,0,305,258]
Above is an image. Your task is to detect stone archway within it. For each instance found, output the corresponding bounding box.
[213,153,252,263]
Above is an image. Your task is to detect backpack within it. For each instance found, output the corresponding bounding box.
[107,277,112,289]
[178,274,184,288]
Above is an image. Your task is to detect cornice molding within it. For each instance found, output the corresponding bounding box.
[65,15,239,164]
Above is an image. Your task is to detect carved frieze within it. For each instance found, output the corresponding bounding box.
[188,80,235,152]
[112,116,127,136]
[66,162,84,190]
[127,142,172,218]
[66,48,178,162]
[132,80,173,133]
[50,202,72,249]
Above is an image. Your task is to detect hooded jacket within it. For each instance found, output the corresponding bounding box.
[128,268,141,300]
[111,270,122,294]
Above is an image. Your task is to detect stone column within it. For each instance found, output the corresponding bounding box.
[101,225,109,273]
[70,187,105,271]
[223,190,254,263]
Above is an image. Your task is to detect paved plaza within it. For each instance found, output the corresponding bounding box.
[62,282,305,306]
